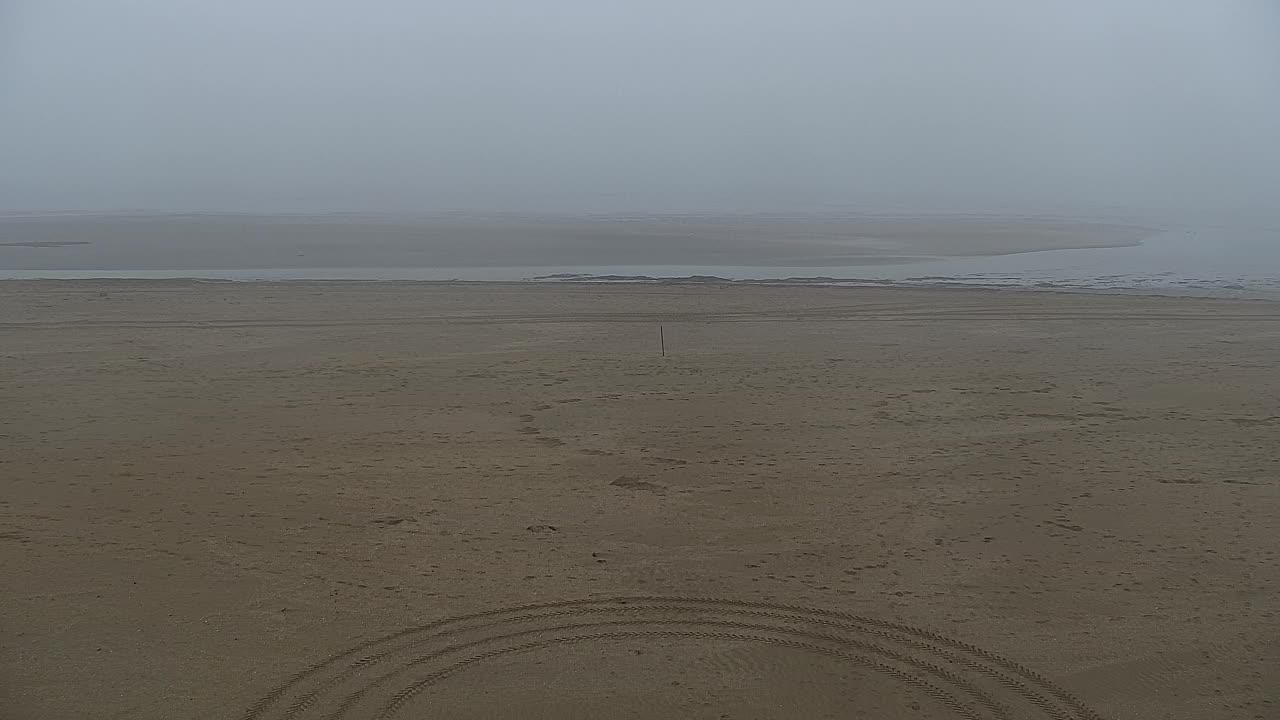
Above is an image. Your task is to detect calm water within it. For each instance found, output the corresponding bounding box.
[4,223,1278,299]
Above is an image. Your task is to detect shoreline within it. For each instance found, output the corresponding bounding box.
[0,211,1156,271]
[3,276,1277,304]
[4,222,1276,300]
[6,212,1276,298]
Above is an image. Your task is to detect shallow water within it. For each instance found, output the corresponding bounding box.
[3,222,1277,299]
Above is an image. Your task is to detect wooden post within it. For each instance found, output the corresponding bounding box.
[659,324,666,357]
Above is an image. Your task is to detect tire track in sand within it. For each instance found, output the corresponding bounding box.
[241,597,1104,720]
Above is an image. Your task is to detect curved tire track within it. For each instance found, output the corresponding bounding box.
[241,596,1104,720]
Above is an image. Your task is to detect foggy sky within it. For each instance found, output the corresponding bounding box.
[2,1,1278,214]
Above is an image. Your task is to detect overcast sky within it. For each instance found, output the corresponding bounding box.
[2,1,1277,214]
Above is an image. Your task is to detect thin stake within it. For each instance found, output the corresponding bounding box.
[659,324,666,357]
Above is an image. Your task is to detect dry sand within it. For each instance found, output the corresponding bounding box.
[2,281,1278,719]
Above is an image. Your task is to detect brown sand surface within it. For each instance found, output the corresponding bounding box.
[2,281,1278,719]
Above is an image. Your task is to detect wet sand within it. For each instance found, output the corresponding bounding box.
[2,281,1278,719]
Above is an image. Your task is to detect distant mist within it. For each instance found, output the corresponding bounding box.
[3,1,1278,217]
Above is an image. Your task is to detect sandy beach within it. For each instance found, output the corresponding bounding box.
[2,281,1278,719]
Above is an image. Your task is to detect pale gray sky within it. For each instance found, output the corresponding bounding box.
[2,0,1278,214]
